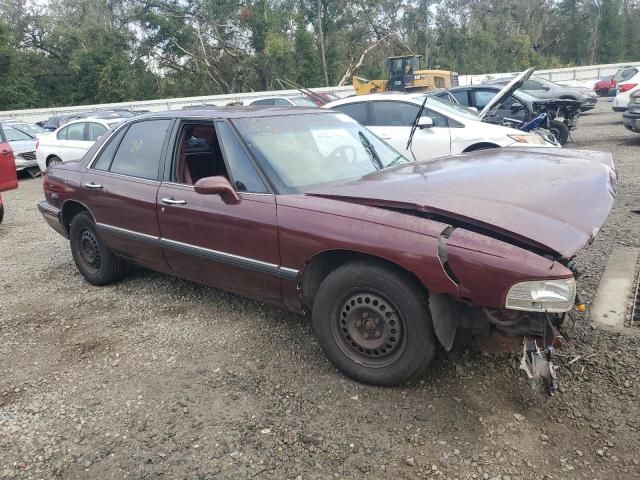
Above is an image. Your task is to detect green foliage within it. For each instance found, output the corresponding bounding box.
[0,0,639,110]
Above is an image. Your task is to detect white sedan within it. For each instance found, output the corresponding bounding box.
[36,118,121,172]
[612,70,640,112]
[323,93,554,162]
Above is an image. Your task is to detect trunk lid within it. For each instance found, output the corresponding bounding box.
[307,148,616,259]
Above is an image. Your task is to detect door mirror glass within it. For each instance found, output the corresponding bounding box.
[417,116,434,129]
[194,176,241,204]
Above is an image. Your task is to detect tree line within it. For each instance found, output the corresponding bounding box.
[1,0,638,110]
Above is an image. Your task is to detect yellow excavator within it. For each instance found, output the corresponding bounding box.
[353,55,458,95]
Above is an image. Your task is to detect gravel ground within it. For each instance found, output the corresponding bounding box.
[1,102,639,480]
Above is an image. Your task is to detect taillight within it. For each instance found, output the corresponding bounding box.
[619,83,637,93]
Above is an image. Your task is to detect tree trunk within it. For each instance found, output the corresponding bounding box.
[316,0,329,86]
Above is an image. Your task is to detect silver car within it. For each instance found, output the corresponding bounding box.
[0,123,38,172]
[483,75,598,111]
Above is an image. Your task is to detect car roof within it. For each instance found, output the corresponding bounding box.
[139,106,329,119]
[324,93,424,107]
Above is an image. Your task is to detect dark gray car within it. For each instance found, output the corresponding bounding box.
[483,75,597,111]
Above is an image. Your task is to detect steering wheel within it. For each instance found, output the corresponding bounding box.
[327,145,357,163]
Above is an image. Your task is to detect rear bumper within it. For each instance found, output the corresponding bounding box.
[613,106,628,112]
[623,111,640,132]
[37,201,67,238]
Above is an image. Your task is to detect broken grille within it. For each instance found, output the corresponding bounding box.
[17,151,36,161]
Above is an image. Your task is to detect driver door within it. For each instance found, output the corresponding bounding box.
[368,100,451,161]
[157,120,282,305]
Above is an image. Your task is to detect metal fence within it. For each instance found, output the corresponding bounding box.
[1,61,637,122]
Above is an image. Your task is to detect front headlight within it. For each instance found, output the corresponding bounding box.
[505,278,576,312]
[507,133,547,145]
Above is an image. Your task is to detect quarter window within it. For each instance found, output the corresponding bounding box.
[109,120,170,180]
[87,123,108,141]
[92,127,127,171]
[217,122,267,193]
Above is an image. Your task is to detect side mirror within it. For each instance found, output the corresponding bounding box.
[511,102,524,112]
[194,176,241,205]
[417,116,434,129]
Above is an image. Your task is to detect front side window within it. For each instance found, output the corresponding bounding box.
[523,79,545,90]
[233,112,407,194]
[472,90,497,110]
[87,123,108,141]
[370,101,420,127]
[333,103,369,125]
[274,98,292,106]
[451,90,470,105]
[109,119,171,180]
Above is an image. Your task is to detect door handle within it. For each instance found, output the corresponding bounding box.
[161,197,187,205]
[84,182,103,189]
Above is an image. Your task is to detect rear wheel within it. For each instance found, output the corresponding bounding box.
[47,156,62,168]
[549,120,570,145]
[0,203,4,224]
[312,261,437,386]
[70,211,129,285]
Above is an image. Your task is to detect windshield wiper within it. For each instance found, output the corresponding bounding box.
[386,154,406,168]
[358,131,384,170]
[406,94,429,161]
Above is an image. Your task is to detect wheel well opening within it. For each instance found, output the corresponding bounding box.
[46,155,59,166]
[61,201,91,235]
[463,143,500,153]
[299,250,426,311]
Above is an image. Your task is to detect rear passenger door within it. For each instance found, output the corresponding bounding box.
[57,123,93,161]
[369,100,451,160]
[80,119,173,270]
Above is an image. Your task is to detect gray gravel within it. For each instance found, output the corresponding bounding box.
[1,102,639,479]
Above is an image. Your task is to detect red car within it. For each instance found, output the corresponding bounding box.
[594,65,639,96]
[38,108,616,386]
[0,137,19,223]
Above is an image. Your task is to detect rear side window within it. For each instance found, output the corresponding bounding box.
[274,98,291,106]
[251,98,275,106]
[333,103,369,125]
[217,122,267,193]
[370,101,420,127]
[58,123,85,141]
[87,123,108,141]
[108,120,171,180]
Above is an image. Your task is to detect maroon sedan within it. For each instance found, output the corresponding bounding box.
[38,108,616,386]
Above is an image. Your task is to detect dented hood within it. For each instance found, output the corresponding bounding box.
[307,148,616,259]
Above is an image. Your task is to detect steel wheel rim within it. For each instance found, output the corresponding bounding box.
[78,228,101,273]
[331,289,407,368]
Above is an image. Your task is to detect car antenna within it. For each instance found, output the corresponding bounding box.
[406,94,428,162]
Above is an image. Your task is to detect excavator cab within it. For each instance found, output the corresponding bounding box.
[387,56,422,91]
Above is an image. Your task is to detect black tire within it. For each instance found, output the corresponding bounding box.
[0,204,4,224]
[69,211,129,286]
[312,261,437,386]
[464,143,499,152]
[549,120,570,145]
[47,156,62,168]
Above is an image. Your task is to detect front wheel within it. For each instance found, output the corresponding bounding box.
[549,120,570,145]
[47,156,62,168]
[312,261,437,386]
[70,211,130,286]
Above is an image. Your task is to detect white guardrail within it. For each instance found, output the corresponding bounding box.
[1,62,637,122]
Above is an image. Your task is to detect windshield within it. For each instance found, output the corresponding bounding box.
[412,95,479,120]
[232,112,407,194]
[290,96,317,106]
[4,122,45,134]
